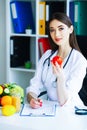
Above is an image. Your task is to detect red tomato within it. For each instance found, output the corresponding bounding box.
[51,56,63,67]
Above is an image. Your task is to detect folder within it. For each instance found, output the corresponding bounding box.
[10,1,35,33]
[39,2,46,35]
[73,1,87,35]
[38,38,51,57]
[45,1,66,34]
[69,1,74,25]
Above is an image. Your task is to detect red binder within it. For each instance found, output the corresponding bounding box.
[38,38,51,57]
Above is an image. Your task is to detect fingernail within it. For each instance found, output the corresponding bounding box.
[40,102,42,107]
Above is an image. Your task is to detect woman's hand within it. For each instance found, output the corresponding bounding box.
[30,98,43,109]
[51,61,63,78]
[27,92,43,109]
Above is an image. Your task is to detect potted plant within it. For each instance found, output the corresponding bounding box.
[25,25,32,34]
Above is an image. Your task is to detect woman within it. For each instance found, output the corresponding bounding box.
[26,12,87,108]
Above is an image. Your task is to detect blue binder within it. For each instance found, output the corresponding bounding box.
[10,1,35,33]
[69,1,74,25]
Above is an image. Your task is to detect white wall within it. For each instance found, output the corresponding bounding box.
[0,0,6,83]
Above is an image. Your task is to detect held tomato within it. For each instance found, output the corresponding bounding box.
[51,56,63,67]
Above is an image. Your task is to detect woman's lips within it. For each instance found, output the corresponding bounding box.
[55,38,62,42]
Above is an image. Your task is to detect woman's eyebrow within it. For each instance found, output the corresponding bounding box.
[50,25,64,28]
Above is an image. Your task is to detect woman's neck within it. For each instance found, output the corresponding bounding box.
[57,46,72,60]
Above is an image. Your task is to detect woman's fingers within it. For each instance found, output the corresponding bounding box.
[30,98,43,109]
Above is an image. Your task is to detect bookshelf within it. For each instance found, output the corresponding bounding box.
[5,0,75,94]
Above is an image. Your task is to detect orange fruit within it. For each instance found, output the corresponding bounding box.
[2,105,16,116]
[12,96,21,112]
[1,95,12,106]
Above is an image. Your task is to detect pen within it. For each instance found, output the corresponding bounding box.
[34,97,43,107]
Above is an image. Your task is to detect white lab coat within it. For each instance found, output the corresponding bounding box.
[26,49,87,107]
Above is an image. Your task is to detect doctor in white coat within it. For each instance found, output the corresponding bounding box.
[26,12,87,109]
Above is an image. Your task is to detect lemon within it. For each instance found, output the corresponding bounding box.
[0,86,3,95]
[2,105,16,116]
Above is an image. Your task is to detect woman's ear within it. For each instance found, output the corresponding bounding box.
[70,25,73,34]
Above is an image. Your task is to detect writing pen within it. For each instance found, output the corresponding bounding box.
[34,97,43,107]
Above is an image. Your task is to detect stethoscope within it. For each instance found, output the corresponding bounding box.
[75,106,87,115]
[41,49,73,86]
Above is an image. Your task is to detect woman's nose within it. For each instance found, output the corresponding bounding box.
[55,30,60,37]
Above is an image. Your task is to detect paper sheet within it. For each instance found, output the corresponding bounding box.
[20,102,56,116]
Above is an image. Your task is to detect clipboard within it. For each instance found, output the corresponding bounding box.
[20,103,56,117]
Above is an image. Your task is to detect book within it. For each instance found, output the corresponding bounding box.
[20,102,56,116]
[38,38,51,57]
[10,1,35,33]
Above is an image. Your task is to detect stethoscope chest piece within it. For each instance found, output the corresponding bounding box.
[75,106,87,115]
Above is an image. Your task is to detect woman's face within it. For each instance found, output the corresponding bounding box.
[49,19,73,47]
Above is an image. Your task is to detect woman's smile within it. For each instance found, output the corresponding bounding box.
[55,38,62,42]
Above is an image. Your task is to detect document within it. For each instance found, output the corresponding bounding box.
[20,101,56,116]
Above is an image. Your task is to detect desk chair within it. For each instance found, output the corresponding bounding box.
[79,69,87,106]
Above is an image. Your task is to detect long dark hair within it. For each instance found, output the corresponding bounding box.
[47,12,81,52]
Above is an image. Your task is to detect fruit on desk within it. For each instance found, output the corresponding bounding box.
[0,86,3,95]
[12,96,21,112]
[3,88,10,95]
[2,105,16,116]
[0,97,1,105]
[51,56,63,67]
[1,95,12,106]
[9,83,24,103]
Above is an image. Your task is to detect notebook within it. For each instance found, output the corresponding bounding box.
[20,102,56,116]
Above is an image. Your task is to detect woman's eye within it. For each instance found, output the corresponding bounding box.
[59,27,64,31]
[49,29,55,33]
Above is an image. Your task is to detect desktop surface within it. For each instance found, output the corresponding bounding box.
[0,101,87,130]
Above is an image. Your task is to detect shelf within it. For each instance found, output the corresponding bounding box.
[6,0,70,92]
[10,67,36,73]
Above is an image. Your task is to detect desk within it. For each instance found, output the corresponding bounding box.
[0,102,87,130]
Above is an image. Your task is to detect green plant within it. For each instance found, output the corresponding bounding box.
[27,25,31,29]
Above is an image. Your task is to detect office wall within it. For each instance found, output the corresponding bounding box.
[0,0,6,83]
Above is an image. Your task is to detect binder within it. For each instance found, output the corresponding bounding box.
[38,38,51,57]
[69,1,74,25]
[10,1,35,33]
[73,1,87,35]
[39,2,46,35]
[10,36,30,67]
[45,1,66,34]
